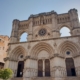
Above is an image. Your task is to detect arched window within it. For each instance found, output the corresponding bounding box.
[60,27,71,37]
[20,33,28,42]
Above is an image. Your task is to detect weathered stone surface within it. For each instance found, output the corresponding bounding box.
[4,9,80,80]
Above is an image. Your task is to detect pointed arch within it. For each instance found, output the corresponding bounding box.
[58,24,72,31]
[58,41,79,57]
[10,46,27,61]
[60,27,71,37]
[18,30,28,42]
[30,42,54,58]
[20,32,28,42]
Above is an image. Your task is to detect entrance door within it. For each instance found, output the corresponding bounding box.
[66,58,76,76]
[17,61,24,77]
[45,59,50,76]
[38,60,43,77]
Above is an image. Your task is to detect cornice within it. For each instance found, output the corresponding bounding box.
[8,35,80,45]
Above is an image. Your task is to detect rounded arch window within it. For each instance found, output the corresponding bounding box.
[38,28,47,36]
[20,55,23,58]
[20,32,28,42]
[66,51,70,55]
[60,27,71,37]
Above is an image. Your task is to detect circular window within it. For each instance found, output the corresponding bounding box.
[38,28,46,36]
[66,51,70,55]
[20,55,23,58]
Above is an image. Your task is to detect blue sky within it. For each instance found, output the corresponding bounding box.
[0,0,80,38]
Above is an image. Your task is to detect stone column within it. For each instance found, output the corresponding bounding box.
[28,18,33,41]
[52,14,60,38]
[23,56,31,78]
[43,59,45,77]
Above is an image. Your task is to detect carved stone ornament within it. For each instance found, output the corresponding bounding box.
[53,42,57,47]
[27,45,31,49]
[38,28,47,36]
[4,57,9,61]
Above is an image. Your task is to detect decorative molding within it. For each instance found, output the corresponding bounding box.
[50,54,64,59]
[24,56,37,61]
[4,57,9,61]
[4,57,17,62]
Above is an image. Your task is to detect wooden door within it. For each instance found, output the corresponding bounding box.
[66,58,76,76]
[38,60,43,77]
[17,61,24,77]
[45,59,50,76]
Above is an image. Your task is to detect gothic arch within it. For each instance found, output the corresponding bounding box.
[58,41,79,57]
[58,23,72,31]
[18,30,28,41]
[9,46,27,61]
[30,42,54,58]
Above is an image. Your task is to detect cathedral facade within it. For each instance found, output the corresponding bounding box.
[4,9,80,80]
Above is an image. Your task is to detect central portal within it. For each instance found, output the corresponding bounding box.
[38,59,50,77]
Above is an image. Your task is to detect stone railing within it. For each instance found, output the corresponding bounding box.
[51,66,66,77]
[23,68,37,78]
[75,66,80,76]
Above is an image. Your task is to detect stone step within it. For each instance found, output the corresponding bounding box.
[65,77,80,80]
[32,77,53,80]
[11,77,23,80]
[10,77,80,80]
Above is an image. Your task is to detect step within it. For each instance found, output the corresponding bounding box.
[11,77,23,80]
[11,77,80,80]
[65,77,80,80]
[32,77,53,80]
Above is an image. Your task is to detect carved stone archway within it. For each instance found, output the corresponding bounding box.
[30,42,54,77]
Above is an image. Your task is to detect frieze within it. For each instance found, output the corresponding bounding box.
[50,54,64,59]
[4,57,17,62]
[24,56,37,61]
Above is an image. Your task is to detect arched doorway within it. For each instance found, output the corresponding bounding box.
[17,61,24,77]
[38,60,43,77]
[45,59,50,76]
[65,58,76,76]
[30,42,54,77]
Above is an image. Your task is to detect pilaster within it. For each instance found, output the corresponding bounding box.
[52,14,60,38]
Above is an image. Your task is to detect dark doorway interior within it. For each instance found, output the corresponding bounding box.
[17,61,24,77]
[45,59,50,76]
[66,58,76,76]
[38,60,43,77]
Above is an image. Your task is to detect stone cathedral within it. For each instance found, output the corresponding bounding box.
[4,9,80,80]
